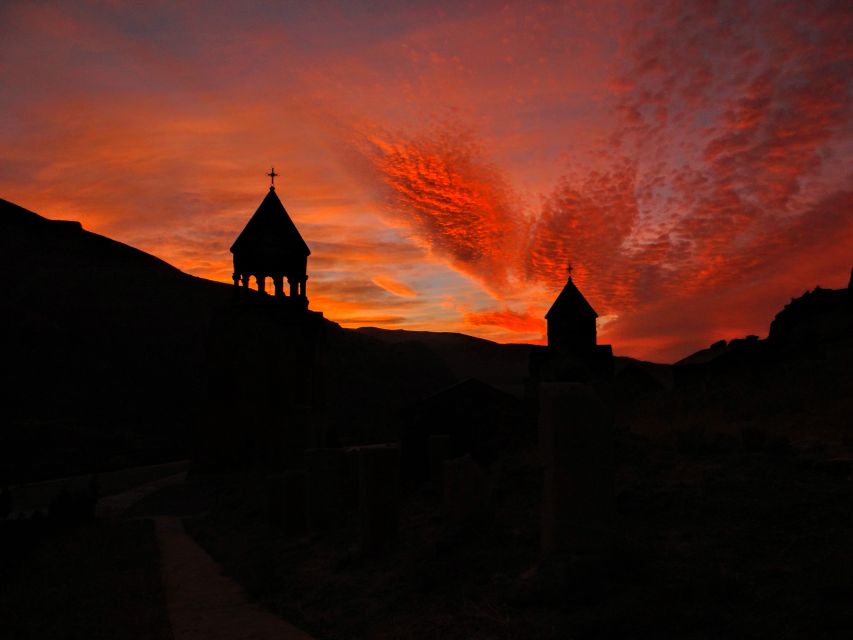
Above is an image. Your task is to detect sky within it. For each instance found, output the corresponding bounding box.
[1,0,851,362]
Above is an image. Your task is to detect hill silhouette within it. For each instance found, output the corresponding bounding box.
[354,327,532,396]
[0,199,459,480]
[661,279,853,440]
[0,198,236,480]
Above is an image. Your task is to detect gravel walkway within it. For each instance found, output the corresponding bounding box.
[154,516,316,640]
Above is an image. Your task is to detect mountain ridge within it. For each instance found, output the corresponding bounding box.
[3,195,850,481]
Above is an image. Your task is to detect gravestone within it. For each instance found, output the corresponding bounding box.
[353,444,400,554]
[443,454,492,527]
[428,435,453,488]
[266,470,306,535]
[538,383,614,555]
[304,448,346,532]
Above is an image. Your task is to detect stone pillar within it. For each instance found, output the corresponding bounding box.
[274,276,284,297]
[443,455,491,527]
[240,274,249,287]
[256,275,265,293]
[232,273,239,286]
[539,383,614,555]
[355,444,400,554]
[428,435,453,488]
[304,448,346,532]
[266,470,306,535]
[288,278,296,297]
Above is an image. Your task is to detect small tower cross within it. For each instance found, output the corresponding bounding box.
[267,167,279,188]
[567,262,574,279]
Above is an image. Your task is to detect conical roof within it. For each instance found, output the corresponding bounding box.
[545,277,598,319]
[230,187,310,256]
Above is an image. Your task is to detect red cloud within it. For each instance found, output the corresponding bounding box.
[372,276,417,298]
[465,307,545,335]
[361,125,527,294]
[524,160,641,311]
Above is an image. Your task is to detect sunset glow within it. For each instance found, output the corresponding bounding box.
[2,1,851,361]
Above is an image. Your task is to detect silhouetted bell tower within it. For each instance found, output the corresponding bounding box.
[230,168,311,307]
[545,264,598,353]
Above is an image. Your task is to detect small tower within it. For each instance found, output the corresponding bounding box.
[230,168,311,307]
[545,264,598,352]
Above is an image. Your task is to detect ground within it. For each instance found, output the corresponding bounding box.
[182,428,853,639]
[2,426,851,639]
[0,519,172,640]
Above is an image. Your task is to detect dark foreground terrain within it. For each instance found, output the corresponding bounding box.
[180,426,852,640]
[5,419,850,639]
[0,519,172,640]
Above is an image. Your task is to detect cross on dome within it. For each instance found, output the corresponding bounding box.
[267,167,279,189]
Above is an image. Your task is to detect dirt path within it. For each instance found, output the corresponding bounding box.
[91,471,317,639]
[8,459,190,517]
[96,469,189,518]
[154,515,315,640]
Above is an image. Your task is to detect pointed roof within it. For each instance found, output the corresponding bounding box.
[230,187,310,256]
[545,276,598,320]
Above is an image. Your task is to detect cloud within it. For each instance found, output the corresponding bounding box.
[524,160,641,310]
[358,124,528,294]
[329,315,406,326]
[536,0,853,359]
[310,236,426,270]
[372,275,417,298]
[1,0,851,362]
[465,306,545,335]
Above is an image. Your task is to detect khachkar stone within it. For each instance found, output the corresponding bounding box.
[266,470,306,536]
[355,444,400,554]
[442,455,492,527]
[304,448,346,533]
[538,383,615,555]
[428,434,453,489]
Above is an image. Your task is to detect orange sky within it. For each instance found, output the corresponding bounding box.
[1,1,851,362]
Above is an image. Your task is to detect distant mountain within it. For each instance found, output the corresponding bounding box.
[354,327,533,397]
